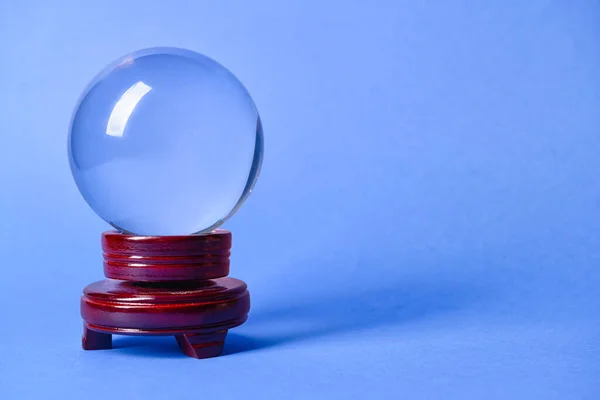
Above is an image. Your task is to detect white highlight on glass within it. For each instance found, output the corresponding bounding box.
[106,81,152,137]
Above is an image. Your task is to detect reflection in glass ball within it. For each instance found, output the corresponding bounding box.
[68,47,263,236]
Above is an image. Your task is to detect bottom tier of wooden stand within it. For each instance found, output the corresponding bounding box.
[80,277,250,359]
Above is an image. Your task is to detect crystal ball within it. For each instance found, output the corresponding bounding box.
[68,47,263,235]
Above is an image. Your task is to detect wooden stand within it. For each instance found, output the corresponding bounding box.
[80,229,250,359]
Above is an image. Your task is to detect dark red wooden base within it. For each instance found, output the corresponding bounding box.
[80,229,250,359]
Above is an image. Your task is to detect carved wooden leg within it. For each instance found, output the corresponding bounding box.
[175,331,228,359]
[82,325,112,350]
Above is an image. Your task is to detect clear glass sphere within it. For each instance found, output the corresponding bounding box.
[68,47,263,236]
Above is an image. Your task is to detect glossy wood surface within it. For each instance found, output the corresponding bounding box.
[102,229,231,281]
[81,230,250,359]
[82,278,250,331]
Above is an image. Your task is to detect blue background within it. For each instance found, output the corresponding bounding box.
[1,1,599,398]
